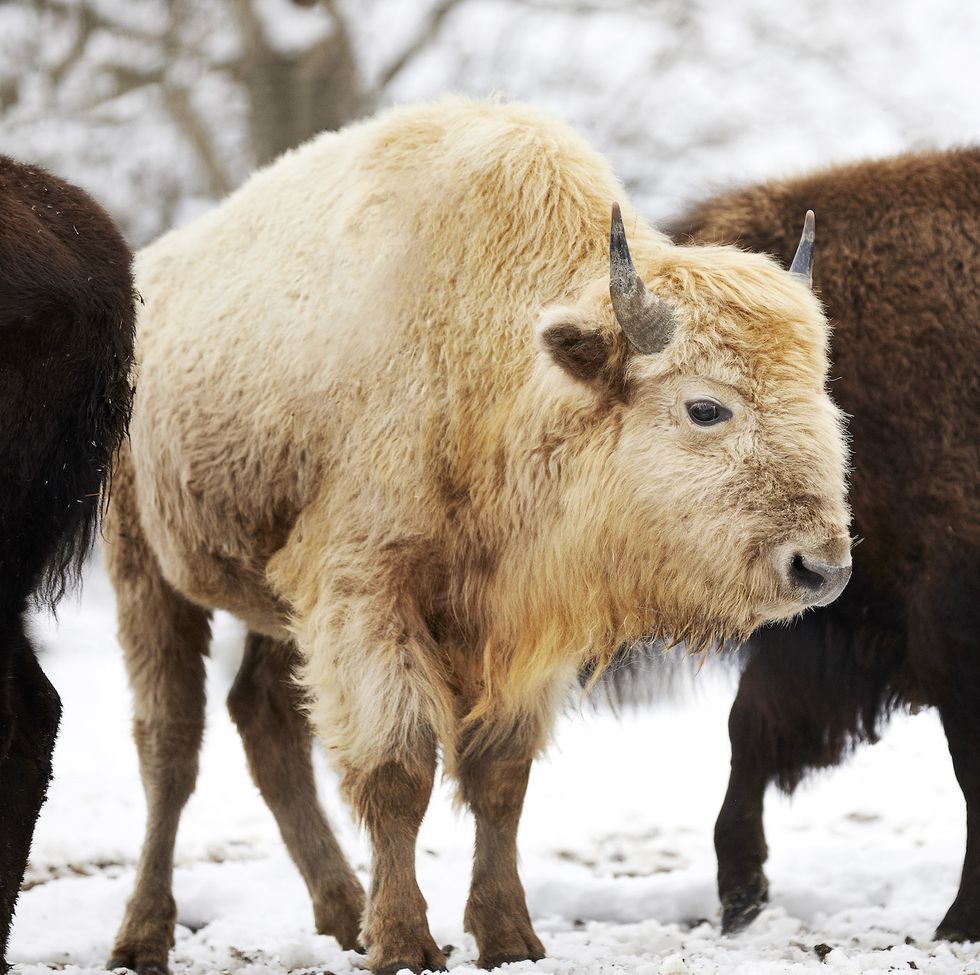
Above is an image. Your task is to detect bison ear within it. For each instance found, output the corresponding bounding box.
[537,307,615,385]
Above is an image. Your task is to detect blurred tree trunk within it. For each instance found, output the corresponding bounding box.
[237,0,368,167]
[0,0,463,242]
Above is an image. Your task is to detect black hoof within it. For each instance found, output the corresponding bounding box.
[935,920,980,943]
[720,873,769,934]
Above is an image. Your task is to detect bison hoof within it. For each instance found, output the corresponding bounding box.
[477,927,546,969]
[375,962,446,975]
[466,901,545,970]
[720,872,769,935]
[935,913,980,942]
[106,956,169,975]
[480,950,546,970]
[313,887,367,951]
[374,955,447,975]
[370,936,447,975]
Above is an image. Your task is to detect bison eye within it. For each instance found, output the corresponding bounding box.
[686,399,732,426]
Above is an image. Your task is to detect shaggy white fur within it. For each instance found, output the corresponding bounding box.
[109,95,850,973]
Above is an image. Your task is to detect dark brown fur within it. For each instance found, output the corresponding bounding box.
[0,157,135,970]
[667,148,980,937]
[540,322,614,384]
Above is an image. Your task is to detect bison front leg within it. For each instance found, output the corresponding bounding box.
[271,534,454,973]
[715,669,772,935]
[458,732,545,968]
[936,702,980,941]
[344,740,446,975]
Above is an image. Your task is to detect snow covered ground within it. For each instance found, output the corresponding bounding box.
[9,558,980,975]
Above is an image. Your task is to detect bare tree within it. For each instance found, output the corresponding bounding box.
[0,0,465,240]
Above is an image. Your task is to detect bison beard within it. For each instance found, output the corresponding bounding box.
[105,97,850,974]
[662,147,980,939]
[0,157,135,971]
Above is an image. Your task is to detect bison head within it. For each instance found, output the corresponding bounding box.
[531,204,851,652]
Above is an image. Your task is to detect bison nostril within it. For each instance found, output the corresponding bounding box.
[788,552,852,607]
[790,553,826,591]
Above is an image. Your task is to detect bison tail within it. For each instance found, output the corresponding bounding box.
[33,302,136,613]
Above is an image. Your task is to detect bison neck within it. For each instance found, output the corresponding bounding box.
[446,419,667,720]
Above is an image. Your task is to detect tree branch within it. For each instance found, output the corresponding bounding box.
[161,81,235,196]
[373,0,466,92]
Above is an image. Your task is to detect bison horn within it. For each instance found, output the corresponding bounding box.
[609,203,676,355]
[788,210,816,287]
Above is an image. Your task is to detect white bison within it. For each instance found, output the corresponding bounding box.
[105,97,851,974]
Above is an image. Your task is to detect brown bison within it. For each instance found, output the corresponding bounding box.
[667,147,980,939]
[105,97,850,975]
[0,157,135,971]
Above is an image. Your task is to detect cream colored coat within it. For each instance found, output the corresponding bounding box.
[125,97,849,771]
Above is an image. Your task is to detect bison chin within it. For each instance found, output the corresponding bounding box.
[638,532,853,657]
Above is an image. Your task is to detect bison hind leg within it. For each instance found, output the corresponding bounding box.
[227,631,364,949]
[105,473,212,975]
[0,623,62,969]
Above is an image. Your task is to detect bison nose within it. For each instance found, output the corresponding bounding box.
[789,552,852,607]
